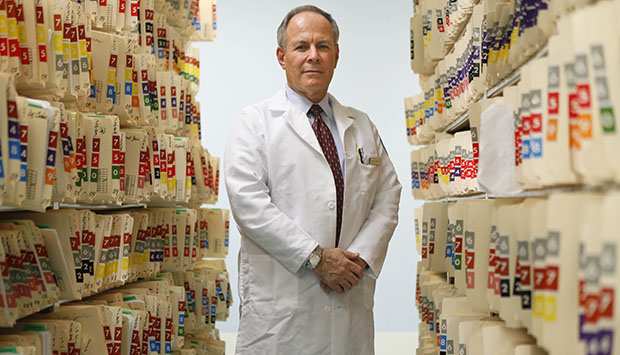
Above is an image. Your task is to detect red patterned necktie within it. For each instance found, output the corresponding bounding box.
[309,104,344,247]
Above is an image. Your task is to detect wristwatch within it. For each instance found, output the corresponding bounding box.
[305,246,323,270]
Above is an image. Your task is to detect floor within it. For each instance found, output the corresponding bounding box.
[219,331,419,354]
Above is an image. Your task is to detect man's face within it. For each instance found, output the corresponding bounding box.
[277,11,339,103]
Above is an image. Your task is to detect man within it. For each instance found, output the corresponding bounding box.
[224,5,401,355]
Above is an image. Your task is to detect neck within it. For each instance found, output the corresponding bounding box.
[288,84,327,103]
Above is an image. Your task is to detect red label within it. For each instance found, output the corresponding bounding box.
[109,54,118,68]
[576,84,591,108]
[545,265,559,291]
[548,92,559,115]
[35,6,44,24]
[531,113,542,133]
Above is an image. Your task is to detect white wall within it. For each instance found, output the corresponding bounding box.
[195,0,424,333]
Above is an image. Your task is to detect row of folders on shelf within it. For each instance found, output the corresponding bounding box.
[410,3,620,200]
[407,0,620,141]
[0,268,229,355]
[0,206,230,328]
[408,0,563,132]
[0,0,211,114]
[0,72,220,211]
[415,193,619,355]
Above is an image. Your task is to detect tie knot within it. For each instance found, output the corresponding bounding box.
[309,104,323,117]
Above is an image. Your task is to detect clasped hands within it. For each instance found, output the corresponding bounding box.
[312,248,367,295]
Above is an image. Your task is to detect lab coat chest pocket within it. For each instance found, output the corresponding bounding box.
[357,162,379,195]
[247,255,299,316]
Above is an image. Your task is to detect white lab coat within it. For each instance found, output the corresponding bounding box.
[224,87,401,355]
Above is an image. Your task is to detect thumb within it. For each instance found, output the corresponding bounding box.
[341,250,360,260]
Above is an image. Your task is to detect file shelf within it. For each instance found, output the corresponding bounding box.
[407,1,620,354]
[0,1,230,355]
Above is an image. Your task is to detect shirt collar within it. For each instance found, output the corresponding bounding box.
[284,84,334,122]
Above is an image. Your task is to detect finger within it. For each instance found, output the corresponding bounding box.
[341,250,360,260]
[337,278,353,291]
[342,271,360,287]
[321,282,331,295]
[347,261,364,278]
[329,282,344,294]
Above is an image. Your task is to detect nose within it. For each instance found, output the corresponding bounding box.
[308,45,320,62]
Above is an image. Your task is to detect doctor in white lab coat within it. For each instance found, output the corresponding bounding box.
[224,5,401,355]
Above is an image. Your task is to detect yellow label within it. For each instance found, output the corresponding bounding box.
[489,50,498,64]
[112,260,119,274]
[96,264,106,279]
[125,69,132,82]
[70,42,78,59]
[132,253,141,266]
[186,178,192,190]
[160,172,167,186]
[62,41,70,60]
[79,41,87,56]
[17,24,26,42]
[510,24,519,47]
[0,15,7,33]
[105,262,113,276]
[122,258,129,271]
[7,19,17,38]
[168,178,176,192]
[36,25,45,44]
[543,296,557,322]
[107,70,116,84]
[533,294,545,317]
[53,34,63,52]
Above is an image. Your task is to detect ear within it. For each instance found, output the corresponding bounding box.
[276,46,286,70]
[334,44,340,68]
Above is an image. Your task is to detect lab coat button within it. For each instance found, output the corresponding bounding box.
[327,202,335,209]
[324,305,331,313]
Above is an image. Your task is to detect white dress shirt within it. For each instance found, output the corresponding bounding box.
[285,84,346,177]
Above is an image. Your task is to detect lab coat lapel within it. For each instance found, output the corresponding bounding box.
[269,87,323,154]
[330,94,355,143]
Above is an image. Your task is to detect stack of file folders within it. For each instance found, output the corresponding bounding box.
[414,194,620,355]
[409,1,620,200]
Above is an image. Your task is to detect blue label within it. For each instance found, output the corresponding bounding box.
[20,144,27,163]
[440,335,447,350]
[165,343,171,354]
[160,99,166,109]
[90,85,96,98]
[62,140,71,155]
[9,141,20,159]
[107,85,116,102]
[531,137,542,158]
[125,82,132,95]
[522,140,531,159]
[8,121,19,139]
[179,314,184,325]
[158,49,164,59]
[46,149,56,167]
[446,245,453,258]
[0,161,4,178]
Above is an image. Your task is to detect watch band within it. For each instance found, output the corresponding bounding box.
[305,246,323,270]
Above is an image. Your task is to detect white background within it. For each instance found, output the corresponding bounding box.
[194,0,424,336]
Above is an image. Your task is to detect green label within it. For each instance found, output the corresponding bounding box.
[601,107,616,133]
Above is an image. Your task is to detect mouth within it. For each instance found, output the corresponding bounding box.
[304,70,323,74]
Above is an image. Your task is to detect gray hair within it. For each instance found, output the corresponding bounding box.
[277,5,340,49]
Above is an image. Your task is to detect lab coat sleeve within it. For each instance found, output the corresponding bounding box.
[347,122,402,278]
[224,107,319,274]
